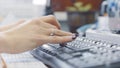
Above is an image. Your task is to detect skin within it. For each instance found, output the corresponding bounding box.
[0,15,75,53]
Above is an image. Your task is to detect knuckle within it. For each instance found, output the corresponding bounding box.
[49,15,55,18]
[55,29,62,34]
[33,19,39,23]
[52,26,57,29]
[31,18,42,25]
[55,29,59,33]
[49,15,56,20]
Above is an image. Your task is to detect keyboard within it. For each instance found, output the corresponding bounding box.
[31,34,120,68]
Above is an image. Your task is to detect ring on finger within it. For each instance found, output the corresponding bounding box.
[50,29,56,36]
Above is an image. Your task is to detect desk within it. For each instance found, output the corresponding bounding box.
[0,52,47,68]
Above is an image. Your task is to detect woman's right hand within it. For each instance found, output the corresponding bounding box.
[0,15,75,53]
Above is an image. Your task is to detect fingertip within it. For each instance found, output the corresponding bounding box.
[47,14,54,17]
[46,35,73,44]
[54,30,73,36]
[58,36,74,43]
[72,33,78,40]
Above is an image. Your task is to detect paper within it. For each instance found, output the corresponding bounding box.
[1,52,47,68]
[0,58,2,68]
[7,62,47,68]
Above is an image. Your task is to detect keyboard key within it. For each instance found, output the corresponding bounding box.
[71,52,82,57]
[67,58,86,68]
[57,53,73,60]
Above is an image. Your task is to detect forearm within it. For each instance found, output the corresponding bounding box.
[0,33,8,53]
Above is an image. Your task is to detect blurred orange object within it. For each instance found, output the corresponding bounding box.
[51,0,102,11]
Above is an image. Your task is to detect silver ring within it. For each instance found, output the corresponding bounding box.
[50,29,55,36]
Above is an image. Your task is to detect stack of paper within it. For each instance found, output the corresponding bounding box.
[1,52,47,68]
[7,62,47,68]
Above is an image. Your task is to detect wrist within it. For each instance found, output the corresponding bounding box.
[0,32,9,53]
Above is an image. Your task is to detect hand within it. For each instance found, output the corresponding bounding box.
[0,15,75,53]
[0,19,25,31]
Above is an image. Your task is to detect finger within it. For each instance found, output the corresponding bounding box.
[0,19,25,31]
[44,36,74,44]
[48,29,73,36]
[38,15,61,29]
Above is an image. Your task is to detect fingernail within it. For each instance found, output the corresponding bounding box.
[75,33,79,37]
[65,35,76,40]
[72,34,76,40]
[72,33,78,40]
[60,43,67,47]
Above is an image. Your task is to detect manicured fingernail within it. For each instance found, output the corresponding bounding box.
[60,43,67,47]
[75,33,79,37]
[72,33,78,40]
[72,34,76,39]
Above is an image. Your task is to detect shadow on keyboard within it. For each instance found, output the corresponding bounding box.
[31,35,120,68]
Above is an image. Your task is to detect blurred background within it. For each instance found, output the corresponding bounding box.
[0,0,103,33]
